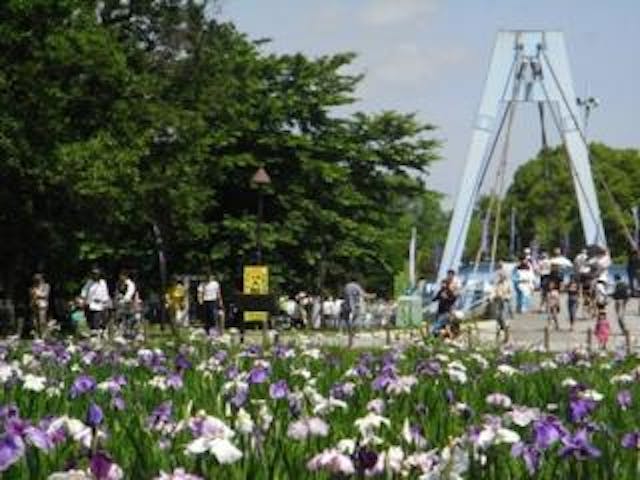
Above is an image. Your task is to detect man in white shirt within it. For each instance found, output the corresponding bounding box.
[81,267,111,331]
[197,273,223,333]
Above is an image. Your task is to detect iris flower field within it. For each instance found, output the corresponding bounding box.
[1,329,640,479]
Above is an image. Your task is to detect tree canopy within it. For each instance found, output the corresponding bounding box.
[0,0,445,300]
[466,144,640,262]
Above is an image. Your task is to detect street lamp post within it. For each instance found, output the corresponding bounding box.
[251,167,271,264]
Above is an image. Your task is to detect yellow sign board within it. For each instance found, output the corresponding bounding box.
[243,266,269,295]
[243,266,269,323]
[244,311,269,323]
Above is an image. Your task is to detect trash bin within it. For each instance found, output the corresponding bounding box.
[396,295,423,328]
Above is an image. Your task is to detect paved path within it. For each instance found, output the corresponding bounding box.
[235,297,640,353]
[473,297,640,352]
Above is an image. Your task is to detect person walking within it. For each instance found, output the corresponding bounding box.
[612,273,630,333]
[81,267,111,331]
[116,270,137,336]
[30,273,50,337]
[492,271,512,335]
[197,273,224,333]
[547,280,561,331]
[513,256,535,314]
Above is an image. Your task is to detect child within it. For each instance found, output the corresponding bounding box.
[595,308,610,350]
[547,280,561,330]
[69,297,88,335]
[612,274,630,333]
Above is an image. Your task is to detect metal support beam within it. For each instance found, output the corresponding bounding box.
[437,31,606,281]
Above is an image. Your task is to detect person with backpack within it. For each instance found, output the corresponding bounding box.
[612,273,630,333]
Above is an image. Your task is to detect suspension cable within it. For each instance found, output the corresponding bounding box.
[540,50,636,248]
[447,56,520,273]
[489,101,517,271]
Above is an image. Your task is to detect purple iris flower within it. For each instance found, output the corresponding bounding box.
[70,374,96,398]
[269,380,289,400]
[371,365,396,391]
[621,431,640,449]
[0,434,25,472]
[568,398,596,423]
[230,386,248,408]
[248,366,269,385]
[511,442,541,475]
[166,373,183,390]
[25,426,53,451]
[87,403,104,428]
[111,396,125,411]
[0,405,20,420]
[559,429,601,460]
[225,365,239,380]
[445,389,456,405]
[533,416,568,450]
[147,401,173,430]
[39,418,66,445]
[416,360,442,376]
[175,353,192,372]
[617,390,632,410]
[214,350,228,363]
[355,448,378,473]
[90,451,118,480]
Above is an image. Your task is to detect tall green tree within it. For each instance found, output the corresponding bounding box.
[0,0,445,303]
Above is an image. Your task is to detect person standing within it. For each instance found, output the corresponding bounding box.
[431,280,456,336]
[197,273,223,333]
[595,308,610,350]
[116,270,137,334]
[612,274,630,333]
[30,273,50,337]
[81,267,111,331]
[343,279,366,337]
[166,277,188,328]
[566,275,579,331]
[537,252,551,312]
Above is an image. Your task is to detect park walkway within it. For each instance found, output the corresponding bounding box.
[473,297,640,352]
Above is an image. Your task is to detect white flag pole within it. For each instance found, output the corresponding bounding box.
[409,227,417,289]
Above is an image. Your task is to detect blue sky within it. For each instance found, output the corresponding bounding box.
[220,0,640,205]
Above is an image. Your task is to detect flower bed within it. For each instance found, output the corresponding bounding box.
[1,331,639,479]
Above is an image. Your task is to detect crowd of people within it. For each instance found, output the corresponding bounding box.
[14,267,228,338]
[428,245,640,348]
[7,244,640,344]
[10,268,394,339]
[490,245,639,348]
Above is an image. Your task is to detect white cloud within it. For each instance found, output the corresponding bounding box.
[363,42,469,92]
[360,0,440,27]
